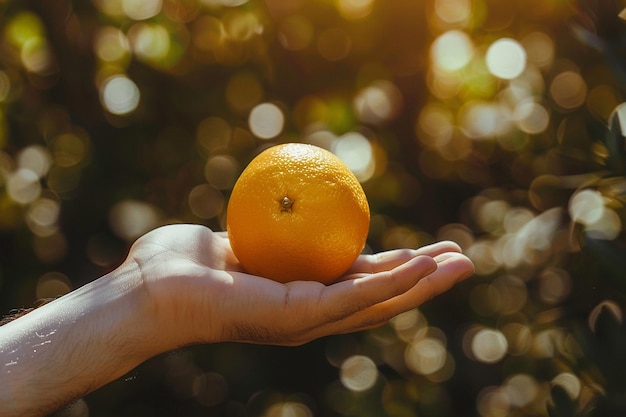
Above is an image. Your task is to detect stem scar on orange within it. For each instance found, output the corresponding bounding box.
[226,143,370,284]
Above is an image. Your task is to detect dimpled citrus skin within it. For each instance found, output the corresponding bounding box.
[226,143,370,284]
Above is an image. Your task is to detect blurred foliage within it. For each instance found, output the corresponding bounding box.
[2,0,626,416]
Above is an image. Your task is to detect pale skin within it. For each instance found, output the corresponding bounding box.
[0,224,474,417]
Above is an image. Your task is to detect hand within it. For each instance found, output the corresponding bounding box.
[0,223,474,417]
[127,224,475,348]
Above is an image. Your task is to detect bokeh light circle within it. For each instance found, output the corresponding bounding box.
[188,184,224,219]
[100,75,141,115]
[471,328,508,363]
[36,271,72,300]
[122,0,162,20]
[405,337,448,376]
[109,199,161,241]
[338,0,374,20]
[486,38,527,80]
[552,372,581,400]
[550,71,587,110]
[339,355,378,392]
[332,132,374,182]
[7,168,41,204]
[434,0,471,25]
[431,30,474,72]
[569,189,604,225]
[248,102,284,139]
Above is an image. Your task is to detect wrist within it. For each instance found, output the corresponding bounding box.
[103,259,173,360]
[0,260,167,416]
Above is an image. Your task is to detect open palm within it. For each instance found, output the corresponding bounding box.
[127,224,474,348]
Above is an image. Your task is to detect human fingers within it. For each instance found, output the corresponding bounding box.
[318,255,438,321]
[313,253,474,336]
[268,255,439,343]
[214,255,438,345]
[345,241,463,275]
[394,252,474,308]
[370,252,474,314]
[415,241,463,257]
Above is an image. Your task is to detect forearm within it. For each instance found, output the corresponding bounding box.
[0,261,161,417]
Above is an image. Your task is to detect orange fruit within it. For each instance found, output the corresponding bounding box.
[226,143,370,284]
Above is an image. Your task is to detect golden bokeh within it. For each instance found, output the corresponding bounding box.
[1,0,626,415]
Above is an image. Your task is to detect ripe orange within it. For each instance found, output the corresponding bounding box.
[226,143,370,284]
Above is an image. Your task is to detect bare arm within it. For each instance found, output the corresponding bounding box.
[0,261,166,417]
[0,224,474,417]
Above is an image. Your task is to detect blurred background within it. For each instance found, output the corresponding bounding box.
[1,0,626,415]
